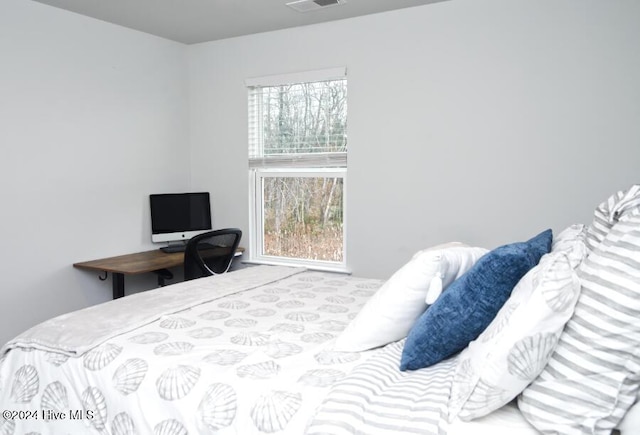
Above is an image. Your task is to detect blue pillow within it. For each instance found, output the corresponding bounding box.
[399,229,552,371]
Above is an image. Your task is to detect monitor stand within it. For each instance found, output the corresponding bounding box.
[160,242,187,253]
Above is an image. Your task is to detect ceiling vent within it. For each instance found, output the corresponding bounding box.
[286,0,345,13]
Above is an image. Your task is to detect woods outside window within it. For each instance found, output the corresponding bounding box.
[247,68,347,271]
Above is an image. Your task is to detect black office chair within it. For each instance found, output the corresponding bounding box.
[184,228,242,281]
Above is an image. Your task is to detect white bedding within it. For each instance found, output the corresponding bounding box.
[307,340,541,435]
[447,402,540,435]
[0,266,552,435]
[1,265,305,357]
[0,266,383,434]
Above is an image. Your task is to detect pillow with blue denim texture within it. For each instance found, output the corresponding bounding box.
[400,229,552,371]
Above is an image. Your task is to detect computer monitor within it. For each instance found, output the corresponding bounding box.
[150,192,212,245]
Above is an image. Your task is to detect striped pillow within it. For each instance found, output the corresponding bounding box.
[585,185,640,252]
[519,204,640,433]
[307,340,456,435]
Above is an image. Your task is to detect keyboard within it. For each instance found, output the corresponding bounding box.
[160,245,187,253]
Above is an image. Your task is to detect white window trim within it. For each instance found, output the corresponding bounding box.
[247,67,348,272]
[248,168,349,273]
[245,67,346,88]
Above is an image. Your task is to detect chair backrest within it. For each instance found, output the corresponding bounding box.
[184,228,242,281]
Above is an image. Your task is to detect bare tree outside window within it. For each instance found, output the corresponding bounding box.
[261,81,347,155]
[263,176,343,261]
[249,76,347,266]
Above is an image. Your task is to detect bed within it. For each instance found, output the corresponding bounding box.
[2,185,640,435]
[0,266,382,434]
[0,265,540,435]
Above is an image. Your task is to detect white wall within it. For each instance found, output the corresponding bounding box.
[2,0,639,346]
[188,0,640,279]
[0,0,190,346]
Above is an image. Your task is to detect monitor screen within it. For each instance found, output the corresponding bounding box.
[150,192,212,243]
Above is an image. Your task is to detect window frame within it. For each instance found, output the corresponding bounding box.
[248,168,348,272]
[246,68,348,272]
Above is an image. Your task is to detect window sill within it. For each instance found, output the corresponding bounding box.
[242,259,351,275]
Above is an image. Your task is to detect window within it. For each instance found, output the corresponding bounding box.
[247,68,347,271]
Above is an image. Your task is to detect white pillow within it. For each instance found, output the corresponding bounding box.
[584,185,640,252]
[448,231,587,421]
[333,244,488,352]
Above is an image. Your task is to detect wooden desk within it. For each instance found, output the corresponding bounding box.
[74,247,244,299]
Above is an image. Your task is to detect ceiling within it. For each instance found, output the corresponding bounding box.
[32,0,447,44]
